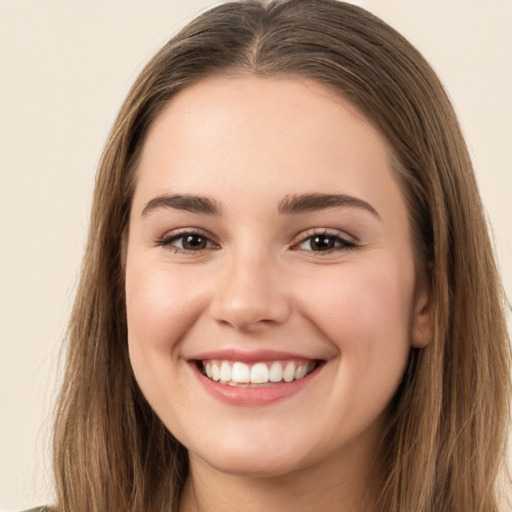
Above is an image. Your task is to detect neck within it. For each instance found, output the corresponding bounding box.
[179,444,382,512]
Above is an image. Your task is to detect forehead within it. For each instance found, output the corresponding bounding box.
[133,75,405,223]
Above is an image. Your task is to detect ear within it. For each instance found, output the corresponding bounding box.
[411,270,434,348]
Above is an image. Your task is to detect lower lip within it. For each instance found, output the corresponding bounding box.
[191,362,322,407]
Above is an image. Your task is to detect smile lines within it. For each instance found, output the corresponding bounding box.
[200,360,317,386]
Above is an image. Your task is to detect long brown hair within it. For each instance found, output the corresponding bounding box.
[51,1,511,511]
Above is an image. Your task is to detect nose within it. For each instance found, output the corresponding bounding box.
[209,250,292,332]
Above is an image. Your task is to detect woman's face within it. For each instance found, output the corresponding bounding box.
[125,76,432,478]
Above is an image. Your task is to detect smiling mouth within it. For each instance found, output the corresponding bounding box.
[197,359,320,387]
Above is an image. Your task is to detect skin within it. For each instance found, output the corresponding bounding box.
[125,75,433,512]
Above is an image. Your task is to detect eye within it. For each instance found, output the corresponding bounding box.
[295,230,356,253]
[157,231,216,253]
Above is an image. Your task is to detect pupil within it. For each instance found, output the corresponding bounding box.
[184,235,205,249]
[312,235,334,250]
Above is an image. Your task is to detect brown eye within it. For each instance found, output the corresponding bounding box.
[309,235,337,251]
[181,234,208,250]
[160,232,214,252]
[297,231,356,252]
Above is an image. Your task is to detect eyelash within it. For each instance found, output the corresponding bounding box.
[156,229,357,255]
[156,229,217,253]
[292,229,357,254]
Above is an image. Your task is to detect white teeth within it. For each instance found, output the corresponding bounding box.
[282,362,296,382]
[295,364,307,380]
[219,361,232,382]
[232,362,250,383]
[269,361,283,382]
[203,360,315,385]
[250,363,269,384]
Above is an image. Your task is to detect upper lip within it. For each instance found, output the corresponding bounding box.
[188,349,320,363]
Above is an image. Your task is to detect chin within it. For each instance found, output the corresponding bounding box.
[187,435,312,479]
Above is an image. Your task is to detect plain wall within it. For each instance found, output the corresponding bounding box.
[1,0,510,509]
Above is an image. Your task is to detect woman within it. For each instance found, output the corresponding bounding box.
[43,0,511,511]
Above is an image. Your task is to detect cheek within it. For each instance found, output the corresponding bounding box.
[299,260,416,436]
[126,262,205,353]
[306,260,413,327]
[124,261,207,404]
[299,259,415,380]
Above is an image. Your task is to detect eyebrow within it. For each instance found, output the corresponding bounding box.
[142,194,222,216]
[141,192,379,218]
[278,193,380,218]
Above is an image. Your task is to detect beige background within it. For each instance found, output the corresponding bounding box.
[1,0,511,509]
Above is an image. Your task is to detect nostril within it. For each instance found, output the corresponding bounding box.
[211,300,292,331]
[209,268,292,330]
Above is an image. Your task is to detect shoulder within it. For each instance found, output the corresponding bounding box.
[19,508,46,512]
